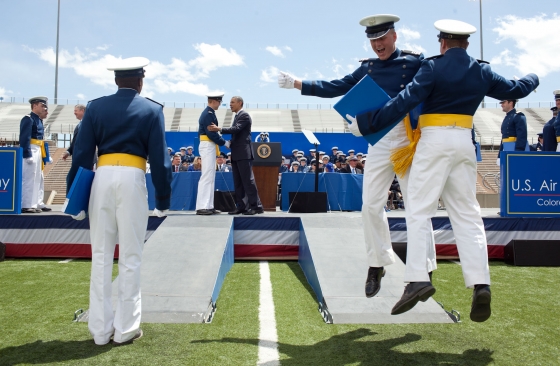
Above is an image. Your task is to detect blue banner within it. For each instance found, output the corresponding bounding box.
[0,147,23,215]
[500,151,560,217]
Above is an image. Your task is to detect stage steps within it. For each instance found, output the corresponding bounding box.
[111,214,234,323]
[299,215,453,324]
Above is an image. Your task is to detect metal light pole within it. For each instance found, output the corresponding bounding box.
[478,0,485,107]
[54,0,60,104]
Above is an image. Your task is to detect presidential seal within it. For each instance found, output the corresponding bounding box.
[257,144,271,159]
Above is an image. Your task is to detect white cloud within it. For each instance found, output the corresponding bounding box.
[491,14,560,77]
[265,46,292,58]
[260,66,279,82]
[96,45,110,51]
[396,26,426,54]
[76,93,85,100]
[331,58,354,79]
[0,86,11,98]
[363,41,369,53]
[398,27,421,41]
[26,43,245,97]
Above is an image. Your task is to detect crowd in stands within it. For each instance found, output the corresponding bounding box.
[148,144,404,211]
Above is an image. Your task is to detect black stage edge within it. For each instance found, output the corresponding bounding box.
[289,192,327,213]
[504,240,560,266]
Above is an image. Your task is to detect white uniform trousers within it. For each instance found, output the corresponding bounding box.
[405,127,490,287]
[88,166,148,345]
[362,121,436,271]
[37,171,46,208]
[196,140,216,210]
[21,144,42,209]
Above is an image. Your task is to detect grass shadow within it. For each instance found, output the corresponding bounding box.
[0,339,112,364]
[194,328,494,365]
[285,261,319,302]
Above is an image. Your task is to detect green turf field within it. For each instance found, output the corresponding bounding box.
[0,259,559,365]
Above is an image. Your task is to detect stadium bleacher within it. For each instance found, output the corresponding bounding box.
[1,101,553,205]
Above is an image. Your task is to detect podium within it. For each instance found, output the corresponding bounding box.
[252,142,282,211]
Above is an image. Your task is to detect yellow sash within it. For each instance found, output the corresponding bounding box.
[30,138,46,171]
[200,135,220,156]
[502,137,517,143]
[389,114,421,178]
[97,153,147,172]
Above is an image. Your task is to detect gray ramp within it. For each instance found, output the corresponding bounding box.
[112,214,233,323]
[300,216,453,324]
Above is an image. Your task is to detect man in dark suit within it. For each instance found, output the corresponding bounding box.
[343,156,363,174]
[208,96,263,215]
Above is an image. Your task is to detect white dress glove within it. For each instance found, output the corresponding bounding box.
[278,71,295,89]
[225,140,231,149]
[496,158,500,166]
[25,157,33,164]
[346,115,362,137]
[71,210,86,220]
[557,145,560,152]
[152,208,167,217]
[48,157,53,163]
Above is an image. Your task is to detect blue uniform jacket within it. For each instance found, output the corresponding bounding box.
[500,109,527,151]
[67,88,172,210]
[542,118,557,151]
[357,48,539,135]
[19,112,44,159]
[554,115,560,143]
[198,106,225,146]
[302,48,423,99]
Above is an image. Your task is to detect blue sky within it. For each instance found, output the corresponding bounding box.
[0,0,557,107]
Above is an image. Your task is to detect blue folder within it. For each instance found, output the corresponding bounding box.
[62,167,95,215]
[333,76,419,146]
[502,141,530,152]
[42,142,50,165]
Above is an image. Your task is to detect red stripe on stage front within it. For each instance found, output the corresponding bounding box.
[5,243,120,259]
[234,244,299,259]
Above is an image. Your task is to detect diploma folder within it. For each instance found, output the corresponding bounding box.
[62,167,95,215]
[334,76,419,146]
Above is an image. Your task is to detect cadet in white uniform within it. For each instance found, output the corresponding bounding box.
[196,93,227,215]
[67,57,172,345]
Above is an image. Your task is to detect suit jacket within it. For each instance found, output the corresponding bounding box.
[67,122,81,156]
[220,109,253,161]
[216,164,229,172]
[342,166,362,174]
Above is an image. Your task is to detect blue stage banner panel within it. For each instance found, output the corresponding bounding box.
[146,171,235,210]
[281,173,363,211]
[0,147,23,215]
[164,131,369,161]
[500,152,560,217]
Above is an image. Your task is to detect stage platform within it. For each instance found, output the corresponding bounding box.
[3,206,560,324]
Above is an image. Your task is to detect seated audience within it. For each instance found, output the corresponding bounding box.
[188,156,202,171]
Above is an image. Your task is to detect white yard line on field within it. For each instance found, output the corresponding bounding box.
[58,259,73,263]
[257,261,280,366]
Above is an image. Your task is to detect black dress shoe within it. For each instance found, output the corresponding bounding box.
[40,207,52,212]
[391,282,436,315]
[211,209,221,214]
[228,208,246,215]
[22,208,39,213]
[470,284,491,322]
[113,329,143,346]
[365,267,385,298]
[196,209,213,215]
[242,208,264,215]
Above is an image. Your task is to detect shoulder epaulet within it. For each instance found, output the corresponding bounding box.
[359,58,372,63]
[477,59,489,64]
[146,97,163,107]
[425,54,444,61]
[208,110,214,114]
[516,111,525,116]
[401,49,421,57]
[87,96,104,104]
